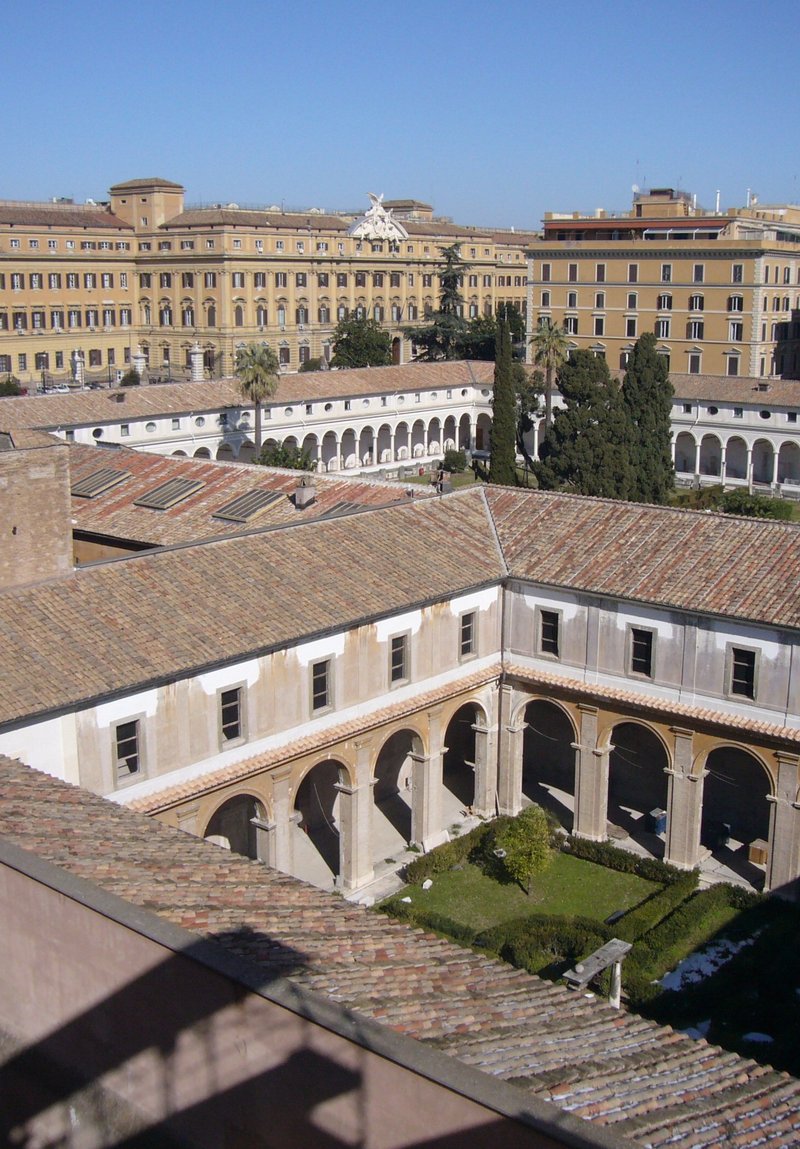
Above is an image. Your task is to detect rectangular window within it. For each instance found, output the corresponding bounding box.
[655,318,670,338]
[460,612,476,658]
[687,320,704,340]
[568,263,578,283]
[337,273,347,287]
[390,635,408,684]
[114,720,140,778]
[181,239,195,250]
[732,264,744,283]
[689,353,701,374]
[729,321,744,341]
[541,263,551,282]
[693,264,705,283]
[539,609,560,657]
[102,273,113,289]
[596,263,606,283]
[628,264,638,284]
[232,272,245,288]
[312,660,331,711]
[733,407,743,418]
[564,316,578,335]
[729,647,756,699]
[296,273,307,287]
[220,687,243,743]
[48,273,61,289]
[630,628,654,677]
[594,316,604,336]
[120,423,130,436]
[661,264,672,283]
[204,272,217,288]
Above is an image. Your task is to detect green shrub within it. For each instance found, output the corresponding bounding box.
[442,448,467,473]
[562,836,685,884]
[404,821,493,884]
[614,870,698,941]
[719,489,794,521]
[119,368,141,387]
[491,804,554,894]
[376,898,477,946]
[476,913,612,977]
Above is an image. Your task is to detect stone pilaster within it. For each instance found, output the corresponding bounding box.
[572,704,609,841]
[335,741,375,891]
[411,744,447,853]
[664,727,704,870]
[766,752,800,898]
[496,681,524,816]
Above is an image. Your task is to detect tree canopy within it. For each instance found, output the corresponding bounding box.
[235,342,280,451]
[0,376,23,396]
[534,350,634,499]
[493,805,554,895]
[622,332,674,504]
[403,243,470,360]
[258,441,315,471]
[489,317,517,485]
[330,315,392,369]
[459,303,526,361]
[530,319,569,428]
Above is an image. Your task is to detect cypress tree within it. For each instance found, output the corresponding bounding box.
[489,317,517,485]
[535,351,633,499]
[623,333,674,503]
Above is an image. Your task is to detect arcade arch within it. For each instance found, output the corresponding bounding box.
[700,746,771,887]
[372,728,421,864]
[607,722,669,854]
[521,700,576,830]
[293,759,346,885]
[203,793,265,860]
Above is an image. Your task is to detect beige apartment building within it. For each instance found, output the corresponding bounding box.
[0,177,535,388]
[526,187,800,380]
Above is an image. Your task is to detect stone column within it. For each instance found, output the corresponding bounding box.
[771,448,780,487]
[720,444,727,482]
[496,682,524,816]
[411,752,447,853]
[472,712,495,816]
[255,767,296,877]
[664,727,704,870]
[176,803,200,837]
[335,741,375,891]
[572,704,609,841]
[766,752,800,897]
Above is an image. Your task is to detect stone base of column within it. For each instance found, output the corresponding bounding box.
[421,829,450,852]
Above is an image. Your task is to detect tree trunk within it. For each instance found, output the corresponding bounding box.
[254,400,262,453]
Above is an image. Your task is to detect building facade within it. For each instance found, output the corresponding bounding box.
[526,187,800,380]
[0,178,534,389]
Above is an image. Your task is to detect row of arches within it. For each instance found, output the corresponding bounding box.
[202,697,778,893]
[171,413,492,469]
[204,703,484,888]
[674,433,800,485]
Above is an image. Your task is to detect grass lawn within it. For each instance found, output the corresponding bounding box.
[392,853,657,933]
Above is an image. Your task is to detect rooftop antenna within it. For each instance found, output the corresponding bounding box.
[715,189,721,214]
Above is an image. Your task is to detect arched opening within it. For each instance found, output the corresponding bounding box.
[171,450,188,457]
[752,438,774,485]
[475,412,492,451]
[522,700,576,829]
[725,436,748,480]
[204,794,263,860]
[778,441,800,485]
[442,704,481,810]
[359,425,375,466]
[699,434,722,477]
[392,336,401,365]
[443,415,457,452]
[372,729,418,862]
[458,413,471,451]
[411,419,426,458]
[302,433,319,467]
[193,447,211,459]
[293,760,344,886]
[427,417,441,456]
[238,438,257,463]
[321,430,339,471]
[701,747,770,888]
[216,442,235,461]
[341,428,357,469]
[607,722,669,855]
[674,431,696,475]
[377,422,393,463]
[395,421,409,461]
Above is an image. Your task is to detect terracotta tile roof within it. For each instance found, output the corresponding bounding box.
[0,204,131,229]
[0,491,503,726]
[67,443,434,547]
[667,373,800,405]
[109,178,184,191]
[0,361,495,431]
[485,486,800,631]
[2,755,798,1147]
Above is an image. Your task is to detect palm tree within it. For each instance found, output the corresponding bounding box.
[234,342,280,453]
[531,319,569,429]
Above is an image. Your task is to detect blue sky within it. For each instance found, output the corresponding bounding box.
[4,0,798,228]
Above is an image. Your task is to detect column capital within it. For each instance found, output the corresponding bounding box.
[577,703,598,716]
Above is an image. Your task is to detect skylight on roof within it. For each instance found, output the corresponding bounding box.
[71,468,132,499]
[212,489,284,523]
[322,501,363,518]
[133,478,205,510]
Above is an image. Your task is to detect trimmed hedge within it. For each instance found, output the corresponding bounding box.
[476,913,613,978]
[376,898,477,947]
[404,821,495,884]
[613,870,699,942]
[562,835,686,884]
